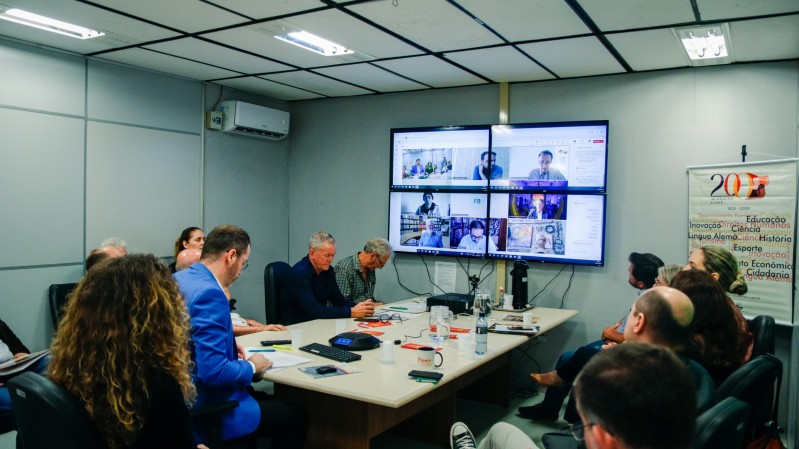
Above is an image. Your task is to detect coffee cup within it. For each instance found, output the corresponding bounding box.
[522,313,534,326]
[417,347,443,368]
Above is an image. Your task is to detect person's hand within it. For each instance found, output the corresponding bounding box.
[601,342,619,350]
[371,300,385,306]
[236,344,246,360]
[12,353,29,362]
[262,324,288,331]
[600,323,621,341]
[351,301,375,318]
[197,445,209,449]
[248,353,273,373]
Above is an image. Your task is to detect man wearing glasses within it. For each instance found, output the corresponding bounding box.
[449,343,696,449]
[175,224,309,446]
[335,238,392,304]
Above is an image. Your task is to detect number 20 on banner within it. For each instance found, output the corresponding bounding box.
[709,173,769,199]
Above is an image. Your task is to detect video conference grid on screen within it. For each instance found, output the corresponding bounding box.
[387,191,606,265]
[390,121,608,193]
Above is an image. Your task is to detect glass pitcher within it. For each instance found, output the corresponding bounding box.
[429,305,454,343]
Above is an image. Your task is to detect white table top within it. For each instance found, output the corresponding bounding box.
[236,298,577,409]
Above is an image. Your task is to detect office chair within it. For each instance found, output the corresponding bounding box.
[716,353,783,444]
[693,397,749,449]
[191,401,257,449]
[8,372,106,449]
[48,283,77,329]
[264,261,291,324]
[747,315,775,357]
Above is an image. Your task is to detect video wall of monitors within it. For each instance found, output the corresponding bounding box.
[387,121,608,266]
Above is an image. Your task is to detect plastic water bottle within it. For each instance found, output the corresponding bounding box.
[475,312,488,355]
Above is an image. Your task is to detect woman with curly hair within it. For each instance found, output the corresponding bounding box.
[670,269,752,386]
[49,254,204,449]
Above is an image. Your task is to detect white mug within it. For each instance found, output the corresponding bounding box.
[417,347,443,368]
[522,313,534,326]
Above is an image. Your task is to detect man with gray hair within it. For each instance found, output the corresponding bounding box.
[335,238,392,304]
[99,237,127,256]
[281,231,375,325]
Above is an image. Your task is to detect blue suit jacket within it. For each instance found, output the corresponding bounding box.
[174,263,259,441]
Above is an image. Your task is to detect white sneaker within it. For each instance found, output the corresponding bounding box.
[450,422,477,449]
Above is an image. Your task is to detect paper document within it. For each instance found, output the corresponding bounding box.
[244,348,312,371]
[0,350,49,377]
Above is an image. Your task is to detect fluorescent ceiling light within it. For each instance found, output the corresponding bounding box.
[673,23,733,66]
[275,31,353,57]
[0,8,104,39]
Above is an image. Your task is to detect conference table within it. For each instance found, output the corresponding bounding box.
[237,298,577,449]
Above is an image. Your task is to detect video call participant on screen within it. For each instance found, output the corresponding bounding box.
[174,225,308,447]
[411,158,425,176]
[281,231,375,325]
[441,157,450,173]
[419,218,444,248]
[528,150,566,181]
[457,220,498,252]
[472,151,503,180]
[527,198,550,219]
[335,238,391,304]
[415,191,441,217]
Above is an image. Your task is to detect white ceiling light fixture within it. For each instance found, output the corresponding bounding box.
[673,23,733,66]
[275,31,353,57]
[0,7,104,39]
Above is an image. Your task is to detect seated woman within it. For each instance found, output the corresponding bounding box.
[670,269,752,386]
[49,254,205,449]
[170,227,205,273]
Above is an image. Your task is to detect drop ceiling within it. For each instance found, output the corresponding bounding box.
[0,0,797,101]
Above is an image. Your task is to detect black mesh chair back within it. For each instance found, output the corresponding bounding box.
[48,283,77,329]
[8,372,106,449]
[264,262,291,324]
[716,353,782,443]
[747,315,775,357]
[693,397,749,449]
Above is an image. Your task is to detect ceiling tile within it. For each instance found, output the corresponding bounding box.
[0,0,178,53]
[698,0,799,20]
[577,0,696,31]
[262,71,373,97]
[86,0,246,33]
[445,46,554,83]
[730,16,799,62]
[313,63,427,92]
[607,29,689,71]
[348,0,503,52]
[373,56,488,88]
[457,0,590,42]
[215,76,324,101]
[209,0,325,20]
[145,38,291,74]
[97,48,239,80]
[518,37,626,78]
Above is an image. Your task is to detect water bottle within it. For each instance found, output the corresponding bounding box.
[475,312,488,355]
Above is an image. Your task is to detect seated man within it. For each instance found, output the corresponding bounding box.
[519,252,663,421]
[176,248,286,337]
[85,245,125,271]
[457,220,497,252]
[174,224,307,445]
[281,231,375,325]
[451,343,697,449]
[419,218,443,248]
[334,238,391,304]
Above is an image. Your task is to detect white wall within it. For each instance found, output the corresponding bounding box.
[288,61,799,442]
[0,38,289,350]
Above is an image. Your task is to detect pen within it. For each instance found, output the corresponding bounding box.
[390,306,408,310]
[249,349,275,352]
[273,345,293,350]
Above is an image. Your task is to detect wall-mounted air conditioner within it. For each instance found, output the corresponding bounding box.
[219,100,290,140]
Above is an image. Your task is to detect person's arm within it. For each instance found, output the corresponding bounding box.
[288,269,352,320]
[189,287,254,387]
[0,320,29,355]
[601,323,625,344]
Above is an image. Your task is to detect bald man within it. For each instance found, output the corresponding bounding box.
[175,248,202,271]
[529,287,715,420]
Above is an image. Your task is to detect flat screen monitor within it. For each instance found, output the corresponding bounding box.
[390,126,491,191]
[487,193,606,266]
[387,191,490,258]
[489,121,608,192]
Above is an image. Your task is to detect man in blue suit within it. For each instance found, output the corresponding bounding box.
[175,224,307,447]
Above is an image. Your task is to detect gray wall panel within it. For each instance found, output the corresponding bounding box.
[0,40,84,116]
[87,60,201,132]
[86,122,201,256]
[0,109,84,267]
